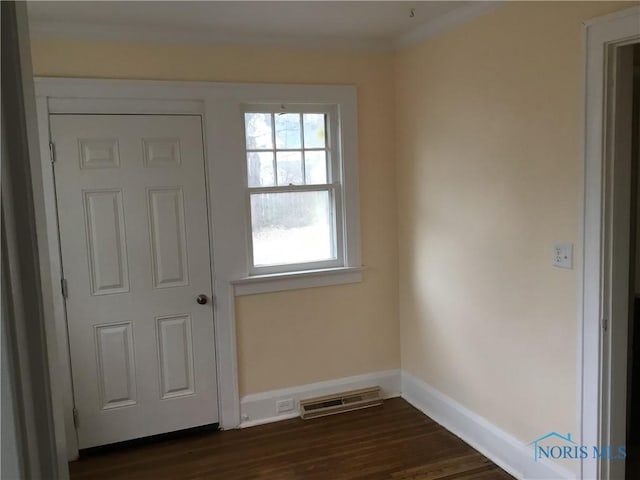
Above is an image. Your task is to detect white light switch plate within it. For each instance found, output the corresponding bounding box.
[553,242,573,269]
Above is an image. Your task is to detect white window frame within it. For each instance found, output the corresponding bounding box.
[242,103,344,275]
[229,86,362,295]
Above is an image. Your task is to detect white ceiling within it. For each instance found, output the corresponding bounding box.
[27,1,500,51]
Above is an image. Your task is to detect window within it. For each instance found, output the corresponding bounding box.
[243,105,343,274]
[224,85,360,294]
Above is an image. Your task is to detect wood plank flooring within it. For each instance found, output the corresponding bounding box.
[69,398,514,480]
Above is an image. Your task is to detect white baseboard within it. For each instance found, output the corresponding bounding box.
[238,369,576,479]
[239,369,401,428]
[401,371,576,480]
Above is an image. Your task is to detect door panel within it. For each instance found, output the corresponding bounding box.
[95,322,137,409]
[83,189,129,295]
[156,314,195,399]
[50,114,218,449]
[148,187,189,288]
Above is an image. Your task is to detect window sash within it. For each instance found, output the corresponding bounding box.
[247,184,344,274]
[247,148,329,152]
[246,149,333,187]
[248,183,338,194]
[242,104,344,275]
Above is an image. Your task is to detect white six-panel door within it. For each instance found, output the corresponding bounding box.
[50,114,218,448]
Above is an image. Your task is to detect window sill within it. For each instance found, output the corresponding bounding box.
[231,266,363,296]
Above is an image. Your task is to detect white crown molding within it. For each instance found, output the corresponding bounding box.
[29,2,505,53]
[394,1,504,50]
[28,21,394,52]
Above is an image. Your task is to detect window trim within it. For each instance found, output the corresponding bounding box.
[242,103,345,275]
[32,78,362,461]
[231,266,363,296]
[229,88,361,293]
[216,83,361,296]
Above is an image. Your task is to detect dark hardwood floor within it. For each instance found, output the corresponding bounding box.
[69,398,514,480]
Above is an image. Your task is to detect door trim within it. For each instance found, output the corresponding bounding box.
[580,6,640,480]
[34,81,242,460]
[35,77,357,461]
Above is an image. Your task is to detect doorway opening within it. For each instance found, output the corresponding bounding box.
[626,43,640,480]
[581,9,640,478]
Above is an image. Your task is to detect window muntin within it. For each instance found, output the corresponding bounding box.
[243,105,343,273]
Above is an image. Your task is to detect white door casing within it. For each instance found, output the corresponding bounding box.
[50,114,219,448]
[582,6,640,480]
[601,43,635,480]
[35,78,356,460]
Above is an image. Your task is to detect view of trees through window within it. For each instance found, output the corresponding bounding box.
[244,111,337,267]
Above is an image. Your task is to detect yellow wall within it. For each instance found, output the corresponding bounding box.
[31,40,400,396]
[31,0,638,459]
[395,0,635,453]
